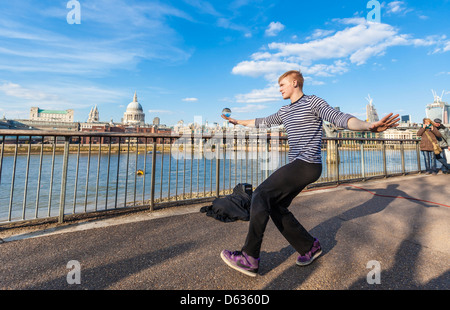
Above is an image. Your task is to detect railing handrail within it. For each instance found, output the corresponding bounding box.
[0,129,420,143]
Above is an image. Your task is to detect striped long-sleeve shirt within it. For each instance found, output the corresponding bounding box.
[255,95,354,164]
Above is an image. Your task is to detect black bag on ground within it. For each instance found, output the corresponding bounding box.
[200,183,253,222]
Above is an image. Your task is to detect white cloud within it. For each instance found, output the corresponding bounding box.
[232,60,298,80]
[268,20,407,65]
[0,82,59,101]
[182,97,198,102]
[0,80,125,120]
[306,29,335,40]
[233,17,449,79]
[265,22,285,37]
[444,41,450,52]
[0,1,193,75]
[182,0,221,16]
[302,60,349,77]
[421,35,450,54]
[235,83,280,103]
[233,20,399,81]
[232,17,450,105]
[182,0,252,37]
[386,1,410,15]
[217,18,251,36]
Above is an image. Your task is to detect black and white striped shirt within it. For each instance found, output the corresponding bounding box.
[255,95,354,164]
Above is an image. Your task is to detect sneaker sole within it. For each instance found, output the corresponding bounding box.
[220,251,258,277]
[296,249,322,266]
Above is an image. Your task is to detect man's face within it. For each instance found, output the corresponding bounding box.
[279,76,296,100]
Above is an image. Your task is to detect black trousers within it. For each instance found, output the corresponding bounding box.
[242,159,322,258]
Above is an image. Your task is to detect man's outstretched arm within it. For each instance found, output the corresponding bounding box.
[221,115,255,127]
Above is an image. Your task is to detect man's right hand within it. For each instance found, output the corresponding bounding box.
[221,114,238,125]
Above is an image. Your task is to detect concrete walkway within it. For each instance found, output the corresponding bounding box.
[0,174,448,291]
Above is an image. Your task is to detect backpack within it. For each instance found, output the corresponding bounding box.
[200,183,253,222]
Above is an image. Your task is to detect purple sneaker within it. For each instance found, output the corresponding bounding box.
[296,238,322,266]
[220,250,259,277]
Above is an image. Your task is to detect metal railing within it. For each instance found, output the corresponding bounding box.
[0,130,423,225]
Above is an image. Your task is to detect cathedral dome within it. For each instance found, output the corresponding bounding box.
[126,92,143,111]
[123,91,145,126]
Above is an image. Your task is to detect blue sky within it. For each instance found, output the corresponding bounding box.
[0,0,449,126]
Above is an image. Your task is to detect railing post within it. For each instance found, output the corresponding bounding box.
[22,137,31,220]
[416,141,422,173]
[8,136,18,222]
[222,135,227,194]
[382,140,387,178]
[216,154,220,197]
[216,146,220,198]
[265,136,269,180]
[400,141,405,175]
[150,140,157,211]
[0,135,4,185]
[58,136,70,223]
[335,139,340,184]
[360,141,365,180]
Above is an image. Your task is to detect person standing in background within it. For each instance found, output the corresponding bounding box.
[417,118,442,175]
[433,118,450,174]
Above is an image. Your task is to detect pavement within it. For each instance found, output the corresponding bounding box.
[0,173,448,292]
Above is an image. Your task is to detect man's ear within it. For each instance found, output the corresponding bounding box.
[292,79,298,88]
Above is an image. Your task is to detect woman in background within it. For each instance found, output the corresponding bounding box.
[417,118,442,175]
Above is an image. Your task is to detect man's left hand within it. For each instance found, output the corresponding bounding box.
[369,113,400,132]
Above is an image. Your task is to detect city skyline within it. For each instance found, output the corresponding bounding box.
[17,88,447,127]
[0,1,450,126]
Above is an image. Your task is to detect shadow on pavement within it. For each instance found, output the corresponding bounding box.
[262,183,441,289]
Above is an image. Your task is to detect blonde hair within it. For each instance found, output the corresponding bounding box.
[278,70,304,90]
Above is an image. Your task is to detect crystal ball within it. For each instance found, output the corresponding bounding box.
[222,108,231,118]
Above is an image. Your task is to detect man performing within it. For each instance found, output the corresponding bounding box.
[220,70,399,277]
